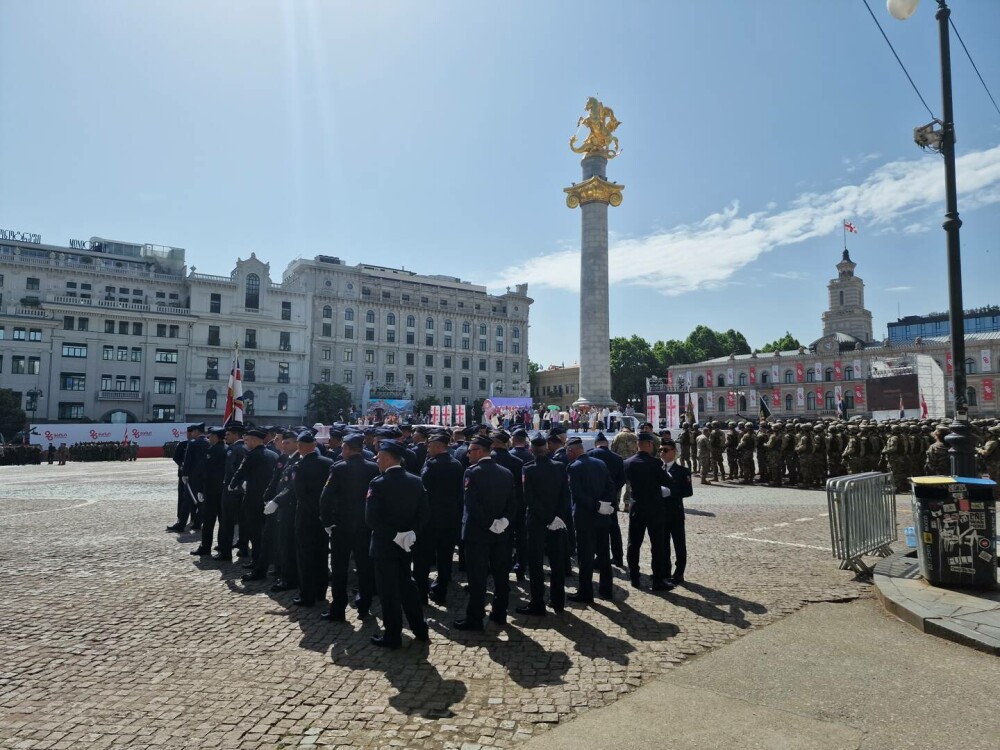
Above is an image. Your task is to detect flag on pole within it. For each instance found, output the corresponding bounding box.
[899,394,905,419]
[920,390,928,419]
[758,391,772,422]
[222,346,244,425]
[844,221,858,234]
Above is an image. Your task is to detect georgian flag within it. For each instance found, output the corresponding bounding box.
[844,221,858,234]
[222,348,244,425]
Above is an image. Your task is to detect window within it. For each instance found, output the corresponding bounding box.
[807,392,817,410]
[462,322,471,334]
[739,395,747,411]
[281,301,292,321]
[64,315,75,331]
[13,327,25,341]
[12,356,25,374]
[322,323,332,337]
[386,313,396,326]
[362,286,371,297]
[344,349,354,362]
[824,368,834,382]
[513,327,520,339]
[478,378,487,391]
[132,322,142,336]
[210,293,221,313]
[738,372,748,386]
[444,375,452,388]
[206,357,219,379]
[402,330,414,345]
[825,391,835,410]
[323,305,333,319]
[386,352,395,365]
[386,330,396,343]
[425,354,434,367]
[406,315,415,328]
[155,349,178,364]
[366,310,376,324]
[495,341,504,353]
[511,342,519,354]
[244,359,256,382]
[844,366,854,381]
[76,317,88,331]
[443,356,452,369]
[62,344,87,358]
[320,368,330,383]
[344,325,354,339]
[366,328,375,341]
[479,359,487,372]
[716,374,725,387]
[444,335,453,348]
[405,373,414,386]
[245,273,260,309]
[278,392,288,411]
[58,403,85,420]
[845,392,855,410]
[461,376,470,390]
[60,373,86,391]
[444,320,453,332]
[461,338,470,350]
[425,374,434,388]
[278,362,289,383]
[365,350,375,364]
[461,357,470,370]
[966,386,978,406]
[406,353,415,366]
[156,324,167,337]
[245,329,257,348]
[806,370,815,383]
[116,347,128,361]
[118,321,129,336]
[426,334,434,346]
[761,370,770,384]
[168,325,179,338]
[784,394,793,411]
[479,340,487,352]
[26,277,39,290]
[495,361,503,373]
[101,375,112,391]
[718,396,726,412]
[512,361,520,374]
[964,358,977,374]
[345,308,355,321]
[321,347,331,360]
[154,378,177,394]
[496,326,503,338]
[784,370,794,384]
[152,405,176,421]
[385,372,395,384]
[696,375,705,388]
[839,290,844,306]
[279,331,291,351]
[104,320,114,334]
[115,376,126,392]
[344,370,353,384]
[242,391,255,417]
[103,345,113,361]
[206,389,218,409]
[208,326,221,346]
[425,317,434,330]
[28,356,39,374]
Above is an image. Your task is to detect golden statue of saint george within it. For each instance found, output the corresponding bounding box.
[569,97,621,159]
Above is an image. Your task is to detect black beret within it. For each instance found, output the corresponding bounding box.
[281,430,297,440]
[378,440,406,457]
[224,423,244,434]
[187,422,205,432]
[470,435,494,450]
[595,431,608,443]
[546,433,562,443]
[379,425,403,439]
[660,439,677,450]
[548,426,565,436]
[637,432,655,442]
[328,428,345,439]
[565,436,583,448]
[343,433,364,448]
[297,431,316,443]
[209,427,226,438]
[462,425,479,438]
[530,432,547,446]
[490,430,511,443]
[246,428,267,439]
[511,428,528,439]
[428,433,450,445]
[414,425,431,436]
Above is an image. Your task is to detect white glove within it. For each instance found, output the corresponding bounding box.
[393,530,416,552]
[660,486,672,498]
[325,525,335,536]
[598,501,615,516]
[197,492,205,504]
[489,517,510,534]
[263,500,279,515]
[546,516,567,531]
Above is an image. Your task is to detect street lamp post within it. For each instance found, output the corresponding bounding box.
[887,0,975,476]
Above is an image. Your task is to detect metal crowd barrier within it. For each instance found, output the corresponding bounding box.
[826,472,897,575]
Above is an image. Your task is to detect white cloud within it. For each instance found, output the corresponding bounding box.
[884,286,913,292]
[771,271,808,280]
[903,222,930,235]
[488,144,1000,296]
[843,152,882,173]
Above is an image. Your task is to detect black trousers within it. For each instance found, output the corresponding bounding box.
[412,519,458,599]
[243,496,265,564]
[574,512,612,599]
[251,510,278,577]
[199,490,222,552]
[464,533,511,621]
[511,496,529,574]
[277,500,298,584]
[330,526,374,614]
[527,523,566,610]
[663,504,687,581]
[373,554,425,645]
[217,491,243,558]
[295,518,329,602]
[609,512,624,563]
[627,506,667,581]
[177,479,199,526]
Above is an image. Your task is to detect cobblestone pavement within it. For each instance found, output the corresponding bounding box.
[0,461,883,749]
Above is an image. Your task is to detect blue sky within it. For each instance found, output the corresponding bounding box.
[2,0,999,368]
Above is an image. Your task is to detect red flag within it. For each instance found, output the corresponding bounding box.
[223,348,244,425]
[844,221,858,234]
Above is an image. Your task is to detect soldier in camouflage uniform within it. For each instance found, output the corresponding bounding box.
[882,425,908,492]
[866,425,882,473]
[813,423,828,485]
[794,424,813,488]
[977,425,1000,482]
[677,422,692,469]
[725,422,739,480]
[738,424,756,484]
[756,423,770,484]
[924,427,951,476]
[842,425,865,474]
[766,423,785,487]
[782,423,799,486]
[826,424,846,478]
[696,426,713,485]
[709,422,725,481]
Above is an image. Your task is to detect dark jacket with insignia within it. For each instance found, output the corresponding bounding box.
[624,451,668,518]
[568,453,615,521]
[461,457,515,542]
[204,440,228,496]
[522,455,570,527]
[588,445,626,493]
[420,451,465,530]
[291,450,334,522]
[364,465,429,559]
[230,444,278,506]
[320,454,379,533]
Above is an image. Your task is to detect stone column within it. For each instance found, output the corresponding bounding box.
[565,154,623,409]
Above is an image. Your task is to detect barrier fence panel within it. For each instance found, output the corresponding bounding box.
[826,472,896,575]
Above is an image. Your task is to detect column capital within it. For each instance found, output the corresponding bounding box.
[564,176,624,209]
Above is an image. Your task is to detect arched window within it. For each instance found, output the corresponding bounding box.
[784,369,794,384]
[512,327,520,339]
[697,396,705,413]
[825,391,835,410]
[964,358,977,374]
[966,386,978,406]
[825,368,834,381]
[445,320,453,332]
[479,324,487,336]
[322,305,332,319]
[406,315,415,328]
[696,375,705,388]
[761,370,770,384]
[785,393,794,411]
[844,366,854,381]
[366,310,375,324]
[738,372,748,386]
[462,321,471,334]
[717,374,725,387]
[205,389,217,410]
[278,392,288,411]
[718,396,726,412]
[739,395,747,411]
[845,392,855,410]
[344,308,354,321]
[839,290,844,306]
[243,390,255,417]
[806,369,815,382]
[806,392,817,410]
[496,325,504,337]
[245,273,260,309]
[426,317,434,330]
[386,313,396,326]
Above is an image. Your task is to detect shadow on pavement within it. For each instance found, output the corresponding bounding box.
[667,580,767,629]
[591,596,679,642]
[482,624,571,688]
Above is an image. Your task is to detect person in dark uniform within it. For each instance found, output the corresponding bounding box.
[624,432,672,591]
[326,428,345,463]
[320,432,379,621]
[454,425,477,468]
[379,425,420,475]
[414,431,465,606]
[265,432,303,591]
[455,435,516,631]
[244,431,298,581]
[47,443,55,465]
[659,439,693,586]
[365,440,430,649]
[516,433,570,615]
[449,426,467,459]
[180,423,209,534]
[410,425,430,472]
[166,424,196,533]
[548,426,569,465]
[490,430,525,581]
[229,428,278,569]
[588,432,626,567]
[566,437,615,603]
[290,432,333,606]
[213,423,246,562]
[191,427,227,557]
[510,428,533,466]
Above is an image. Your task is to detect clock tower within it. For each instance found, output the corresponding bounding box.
[821,249,873,343]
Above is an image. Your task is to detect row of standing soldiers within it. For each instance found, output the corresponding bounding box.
[47,441,138,463]
[0,444,42,465]
[675,418,1000,491]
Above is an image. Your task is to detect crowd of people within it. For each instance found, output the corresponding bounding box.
[45,441,139,463]
[166,420,692,649]
[667,417,1000,492]
[0,444,42,466]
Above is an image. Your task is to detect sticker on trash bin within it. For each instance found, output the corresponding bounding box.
[979,551,994,563]
[923,532,934,544]
[968,512,986,529]
[971,502,984,510]
[980,538,991,549]
[943,503,957,512]
[957,499,970,512]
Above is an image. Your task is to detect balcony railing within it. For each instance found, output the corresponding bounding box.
[97,390,143,401]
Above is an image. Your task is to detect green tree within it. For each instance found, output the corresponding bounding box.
[610,335,656,406]
[528,361,541,376]
[760,332,802,353]
[0,389,27,441]
[305,383,353,423]
[413,396,436,416]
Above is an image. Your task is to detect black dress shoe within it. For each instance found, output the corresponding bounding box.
[567,592,594,604]
[241,573,265,582]
[648,579,675,592]
[630,577,642,589]
[453,618,484,631]
[370,635,401,649]
[548,602,565,613]
[356,608,370,620]
[430,594,447,606]
[320,610,346,622]
[189,547,210,556]
[241,562,255,570]
[165,524,184,533]
[515,571,526,582]
[211,554,233,562]
[515,605,547,616]
[489,614,507,626]
[291,597,315,607]
[413,629,430,643]
[270,581,295,592]
[611,559,625,568]
[669,576,685,586]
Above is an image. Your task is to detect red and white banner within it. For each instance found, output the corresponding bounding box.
[983,378,995,402]
[666,371,673,387]
[664,393,682,431]
[726,367,734,386]
[835,385,843,405]
[946,351,953,375]
[853,358,863,379]
[646,394,661,425]
[814,362,822,382]
[816,384,824,402]
[982,349,993,373]
[706,390,714,411]
[29,422,190,457]
[947,380,955,402]
[749,366,757,385]
[442,404,453,424]
[455,404,466,425]
[771,364,780,383]
[795,387,804,407]
[795,362,804,383]
[222,348,244,425]
[771,388,780,407]
[749,390,758,409]
[706,368,713,385]
[834,360,842,380]
[727,390,736,409]
[854,383,865,404]
[430,405,441,424]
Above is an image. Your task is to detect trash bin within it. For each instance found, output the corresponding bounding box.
[910,476,997,590]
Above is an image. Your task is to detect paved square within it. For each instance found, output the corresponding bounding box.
[0,460,872,749]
